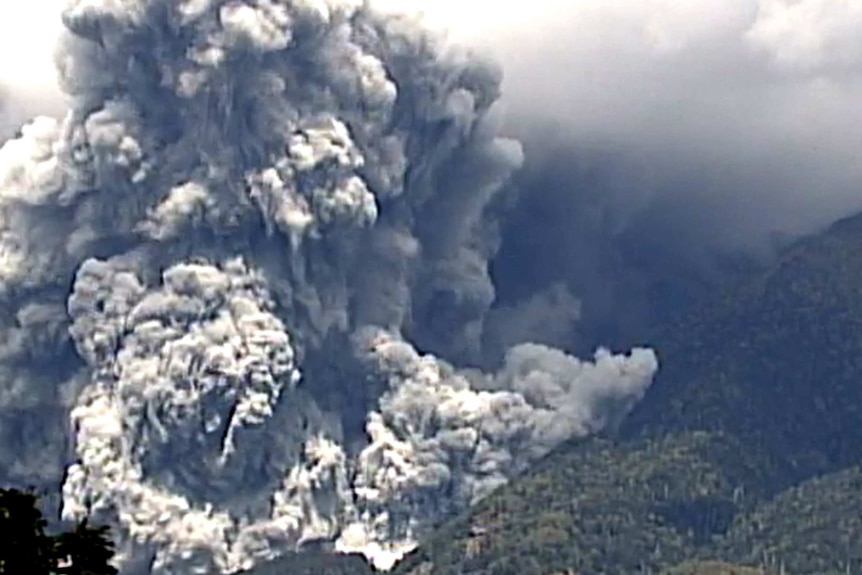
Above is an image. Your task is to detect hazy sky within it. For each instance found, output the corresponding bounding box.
[5,1,862,161]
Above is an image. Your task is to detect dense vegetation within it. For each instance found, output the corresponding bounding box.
[721,466,862,575]
[389,211,862,574]
[664,562,763,575]
[0,487,116,575]
[624,210,862,481]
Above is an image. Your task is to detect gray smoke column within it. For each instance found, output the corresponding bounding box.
[0,0,657,572]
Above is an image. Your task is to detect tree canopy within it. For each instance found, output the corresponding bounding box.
[0,487,117,575]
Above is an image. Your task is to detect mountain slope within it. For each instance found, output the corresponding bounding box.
[392,432,774,575]
[721,466,862,575]
[390,210,862,575]
[623,210,862,482]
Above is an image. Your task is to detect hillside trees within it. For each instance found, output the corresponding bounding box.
[0,487,117,575]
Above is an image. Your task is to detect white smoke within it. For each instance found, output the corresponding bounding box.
[0,0,657,572]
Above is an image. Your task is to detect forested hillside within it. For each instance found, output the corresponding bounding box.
[387,211,862,575]
[624,210,862,481]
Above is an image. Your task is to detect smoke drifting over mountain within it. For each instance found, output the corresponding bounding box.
[474,0,862,349]
[0,1,656,573]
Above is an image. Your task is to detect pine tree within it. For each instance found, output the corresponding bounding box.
[0,487,55,574]
[53,520,118,575]
[0,487,117,575]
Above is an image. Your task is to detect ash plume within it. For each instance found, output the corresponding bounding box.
[0,0,657,573]
[469,0,862,352]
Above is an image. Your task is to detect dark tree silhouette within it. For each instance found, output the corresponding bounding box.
[0,487,55,574]
[0,487,117,575]
[53,520,118,575]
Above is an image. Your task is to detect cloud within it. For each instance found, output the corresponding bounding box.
[5,1,862,351]
[747,0,862,72]
[488,0,862,223]
[445,0,862,350]
[0,1,657,573]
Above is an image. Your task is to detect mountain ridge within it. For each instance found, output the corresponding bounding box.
[623,208,862,481]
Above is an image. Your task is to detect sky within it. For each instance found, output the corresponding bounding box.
[0,0,65,138]
[2,0,862,348]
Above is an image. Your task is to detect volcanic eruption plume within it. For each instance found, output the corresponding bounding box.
[0,0,657,572]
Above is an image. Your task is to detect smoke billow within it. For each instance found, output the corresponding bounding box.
[0,1,656,572]
[465,0,862,352]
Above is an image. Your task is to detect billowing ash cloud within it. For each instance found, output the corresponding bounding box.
[0,0,656,572]
[448,0,862,351]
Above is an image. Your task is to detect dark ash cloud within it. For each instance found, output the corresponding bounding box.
[464,0,862,351]
[0,1,656,573]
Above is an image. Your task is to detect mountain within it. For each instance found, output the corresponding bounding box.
[386,210,862,575]
[623,210,862,481]
[719,465,862,574]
